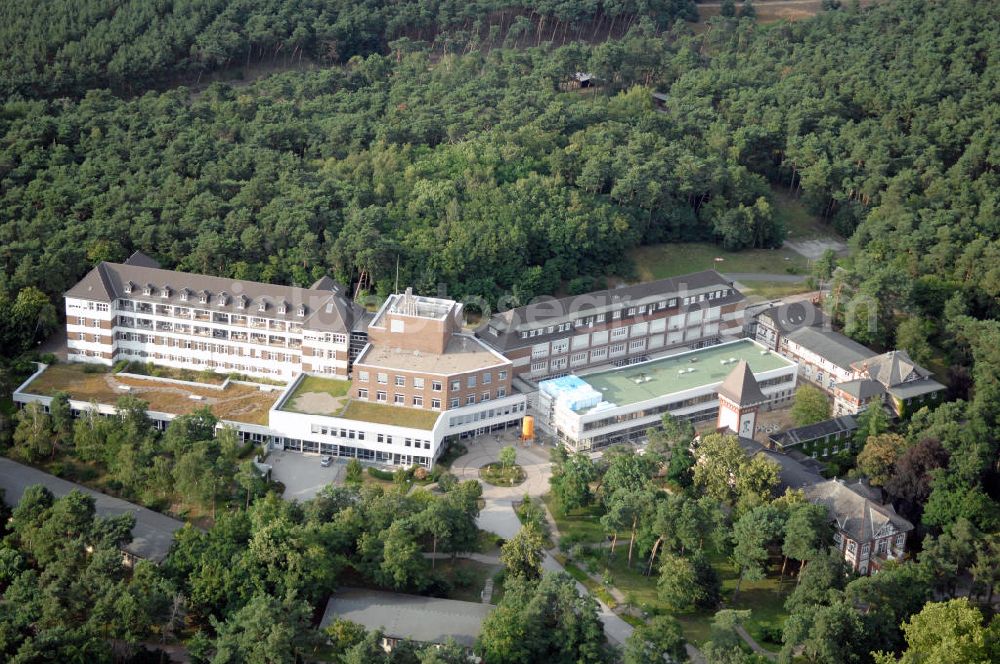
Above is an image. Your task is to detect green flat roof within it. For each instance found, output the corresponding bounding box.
[279,374,439,430]
[582,340,793,408]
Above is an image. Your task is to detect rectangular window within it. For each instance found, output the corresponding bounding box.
[467,375,476,388]
[499,371,507,380]
[551,339,569,355]
[413,377,424,389]
[497,387,506,398]
[482,373,491,385]
[609,343,626,356]
[377,433,385,443]
[413,396,423,407]
[481,391,490,401]
[377,391,387,403]
[395,375,406,387]
[611,327,629,340]
[431,398,441,409]
[530,361,548,373]
[571,352,588,366]
[466,394,476,405]
[591,347,608,361]
[395,394,405,404]
[432,381,442,391]
[629,339,646,351]
[377,373,387,384]
[450,380,460,391]
[358,388,368,399]
[450,397,460,408]
[358,371,369,382]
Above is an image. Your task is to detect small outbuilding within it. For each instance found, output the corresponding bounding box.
[321,588,493,652]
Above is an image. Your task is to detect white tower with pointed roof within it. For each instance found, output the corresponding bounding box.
[716,360,767,438]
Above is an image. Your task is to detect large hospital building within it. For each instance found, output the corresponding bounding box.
[15,253,813,467]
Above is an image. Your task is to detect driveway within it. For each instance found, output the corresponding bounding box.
[450,434,634,645]
[268,449,343,501]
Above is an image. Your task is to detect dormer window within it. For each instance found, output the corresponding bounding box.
[217,292,228,306]
[199,290,208,304]
[179,289,189,302]
[297,306,305,317]
[161,286,171,298]
[236,295,247,310]
[278,301,287,315]
[124,281,134,294]
[258,301,267,312]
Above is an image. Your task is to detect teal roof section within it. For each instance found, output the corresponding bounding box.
[578,339,794,408]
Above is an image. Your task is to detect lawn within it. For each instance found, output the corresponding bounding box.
[770,188,838,242]
[479,463,526,487]
[597,547,790,650]
[340,400,440,430]
[738,280,816,300]
[433,558,500,603]
[630,242,809,282]
[543,494,607,546]
[293,375,351,398]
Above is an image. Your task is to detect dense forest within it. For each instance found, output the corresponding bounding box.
[2,0,1000,660]
[0,0,697,99]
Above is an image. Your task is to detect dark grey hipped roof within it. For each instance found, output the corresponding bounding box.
[853,350,928,387]
[0,457,184,563]
[769,415,858,448]
[835,379,886,401]
[805,479,914,542]
[757,300,826,334]
[718,360,767,406]
[123,251,162,269]
[65,260,362,334]
[478,270,742,352]
[321,589,493,647]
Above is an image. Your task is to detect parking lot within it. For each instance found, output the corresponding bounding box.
[268,449,343,502]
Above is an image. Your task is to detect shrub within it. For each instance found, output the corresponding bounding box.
[413,466,428,481]
[367,467,394,481]
[82,364,103,374]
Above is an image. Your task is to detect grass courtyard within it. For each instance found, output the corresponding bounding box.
[544,493,789,650]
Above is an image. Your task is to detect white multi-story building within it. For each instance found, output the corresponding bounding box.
[538,339,797,452]
[65,252,367,381]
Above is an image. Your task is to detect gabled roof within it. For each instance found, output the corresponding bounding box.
[785,326,876,370]
[64,260,361,333]
[805,479,913,542]
[717,360,767,406]
[853,350,930,388]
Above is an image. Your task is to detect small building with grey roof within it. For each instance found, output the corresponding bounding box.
[804,478,914,575]
[0,457,184,565]
[321,588,493,652]
[769,415,859,458]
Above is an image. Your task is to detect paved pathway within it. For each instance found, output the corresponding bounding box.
[735,624,777,659]
[451,436,636,646]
